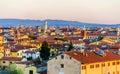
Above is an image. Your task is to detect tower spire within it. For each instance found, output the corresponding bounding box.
[44,21,48,34]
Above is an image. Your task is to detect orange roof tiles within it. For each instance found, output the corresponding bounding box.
[65,50,120,64]
[0,57,22,61]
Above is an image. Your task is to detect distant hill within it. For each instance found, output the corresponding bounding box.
[0,19,119,27]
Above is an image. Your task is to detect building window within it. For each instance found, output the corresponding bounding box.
[102,63,105,67]
[29,70,33,74]
[61,55,64,59]
[95,64,99,68]
[117,71,119,74]
[82,66,86,70]
[90,65,94,69]
[17,53,19,56]
[61,64,64,68]
[10,61,12,64]
[3,61,5,63]
[113,72,115,74]
[112,62,115,65]
[108,63,110,66]
[117,62,120,65]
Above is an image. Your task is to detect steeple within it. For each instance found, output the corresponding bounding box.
[44,21,48,34]
[83,25,86,30]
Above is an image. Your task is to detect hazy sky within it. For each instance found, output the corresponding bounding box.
[0,0,120,24]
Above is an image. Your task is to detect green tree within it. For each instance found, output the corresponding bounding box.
[67,41,73,51]
[27,56,32,60]
[9,63,23,74]
[34,57,41,66]
[97,36,104,41]
[9,63,16,71]
[40,41,50,60]
[17,69,23,74]
[29,35,37,40]
[1,66,7,70]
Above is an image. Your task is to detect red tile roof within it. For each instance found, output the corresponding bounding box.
[65,50,120,64]
[109,46,120,50]
[37,36,55,43]
[0,57,22,61]
[10,45,35,52]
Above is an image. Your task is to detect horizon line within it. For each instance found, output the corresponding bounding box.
[0,18,119,25]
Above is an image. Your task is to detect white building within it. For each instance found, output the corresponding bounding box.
[22,50,40,59]
[47,53,81,74]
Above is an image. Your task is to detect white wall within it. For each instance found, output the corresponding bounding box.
[47,54,81,74]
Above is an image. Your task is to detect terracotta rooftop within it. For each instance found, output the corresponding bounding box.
[0,57,22,61]
[37,36,55,43]
[87,33,118,36]
[64,37,81,40]
[109,46,120,50]
[10,45,35,52]
[65,50,120,64]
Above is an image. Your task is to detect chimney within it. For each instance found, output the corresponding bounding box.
[79,48,85,53]
[85,53,88,57]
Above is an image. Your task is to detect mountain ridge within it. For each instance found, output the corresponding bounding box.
[0,19,119,27]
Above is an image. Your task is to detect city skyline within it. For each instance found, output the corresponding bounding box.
[0,0,120,24]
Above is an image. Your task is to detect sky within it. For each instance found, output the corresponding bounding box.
[0,0,120,24]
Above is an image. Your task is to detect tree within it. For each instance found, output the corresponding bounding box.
[97,36,104,41]
[67,41,73,51]
[9,63,23,74]
[34,57,41,66]
[9,63,16,71]
[29,35,37,40]
[40,41,50,60]
[27,56,32,60]
[54,38,67,41]
[1,66,7,70]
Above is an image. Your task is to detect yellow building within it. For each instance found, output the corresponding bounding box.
[0,57,22,66]
[0,36,3,45]
[30,42,42,48]
[16,61,38,74]
[10,50,23,58]
[0,45,4,57]
[90,38,117,45]
[48,49,120,74]
[9,45,35,57]
[0,36,7,45]
[50,32,56,36]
